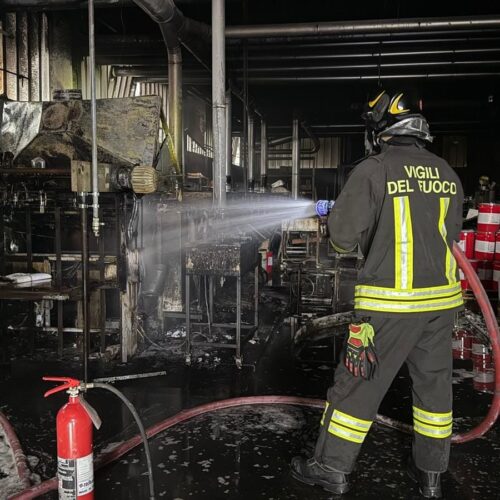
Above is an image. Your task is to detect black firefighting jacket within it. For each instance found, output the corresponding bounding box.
[328,136,464,316]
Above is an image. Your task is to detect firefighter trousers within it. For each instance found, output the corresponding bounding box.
[314,312,454,474]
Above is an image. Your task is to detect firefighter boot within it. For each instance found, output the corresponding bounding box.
[407,457,442,498]
[290,456,350,494]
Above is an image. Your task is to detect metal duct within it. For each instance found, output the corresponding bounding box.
[291,118,300,200]
[132,0,184,174]
[212,0,226,207]
[226,15,500,39]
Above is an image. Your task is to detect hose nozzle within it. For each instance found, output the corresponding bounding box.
[315,199,335,217]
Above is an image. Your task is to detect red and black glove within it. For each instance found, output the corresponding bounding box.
[344,321,378,380]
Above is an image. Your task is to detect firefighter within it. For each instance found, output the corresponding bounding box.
[291,90,464,498]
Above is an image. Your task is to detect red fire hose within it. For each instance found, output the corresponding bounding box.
[7,243,500,499]
[449,242,500,443]
[0,411,31,491]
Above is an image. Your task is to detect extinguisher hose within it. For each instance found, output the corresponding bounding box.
[90,383,155,500]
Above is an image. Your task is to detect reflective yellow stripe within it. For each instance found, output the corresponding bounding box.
[354,283,464,313]
[355,293,463,313]
[331,410,372,432]
[413,421,452,439]
[394,197,402,288]
[355,282,462,299]
[393,196,413,290]
[321,402,330,426]
[413,406,452,425]
[404,196,414,289]
[439,198,457,285]
[328,423,366,444]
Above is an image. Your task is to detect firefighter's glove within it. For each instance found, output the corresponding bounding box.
[344,322,378,380]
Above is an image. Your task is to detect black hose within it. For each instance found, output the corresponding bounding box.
[90,382,155,500]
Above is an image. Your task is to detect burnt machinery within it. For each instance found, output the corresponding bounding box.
[0,95,162,363]
[185,237,259,369]
[279,213,361,338]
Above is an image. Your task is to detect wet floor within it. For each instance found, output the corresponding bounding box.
[0,300,499,499]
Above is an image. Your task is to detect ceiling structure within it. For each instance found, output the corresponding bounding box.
[6,0,500,136]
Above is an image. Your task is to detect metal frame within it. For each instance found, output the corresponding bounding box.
[0,199,123,362]
[185,264,259,368]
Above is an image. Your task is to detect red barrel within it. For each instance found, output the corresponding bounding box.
[459,230,476,259]
[473,353,495,393]
[452,329,473,360]
[477,203,500,233]
[460,259,478,290]
[477,261,494,290]
[495,232,500,261]
[475,232,496,260]
[473,370,495,393]
[471,339,492,366]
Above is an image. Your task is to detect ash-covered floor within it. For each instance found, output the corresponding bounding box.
[0,298,499,499]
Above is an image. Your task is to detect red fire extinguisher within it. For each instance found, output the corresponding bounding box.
[265,251,273,281]
[44,377,102,500]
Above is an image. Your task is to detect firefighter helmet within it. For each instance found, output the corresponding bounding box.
[362,90,433,148]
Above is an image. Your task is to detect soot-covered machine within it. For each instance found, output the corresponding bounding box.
[279,206,362,360]
[0,94,162,364]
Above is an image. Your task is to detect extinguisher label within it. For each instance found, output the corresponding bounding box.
[57,453,93,499]
[76,452,94,496]
[58,457,76,499]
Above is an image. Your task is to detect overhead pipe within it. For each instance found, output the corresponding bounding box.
[226,28,500,46]
[260,119,267,190]
[100,44,500,66]
[291,117,300,200]
[168,50,183,174]
[87,0,100,238]
[99,33,498,52]
[225,15,500,39]
[116,70,500,85]
[227,36,500,52]
[212,0,226,207]
[242,71,500,83]
[112,56,500,77]
[232,59,500,72]
[228,46,500,62]
[131,0,207,177]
